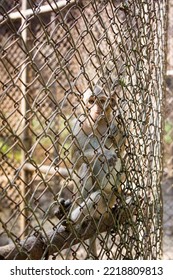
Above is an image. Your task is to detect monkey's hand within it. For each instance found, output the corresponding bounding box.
[54,198,72,220]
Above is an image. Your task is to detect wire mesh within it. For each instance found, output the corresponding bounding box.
[0,0,168,260]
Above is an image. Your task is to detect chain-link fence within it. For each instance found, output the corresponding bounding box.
[0,0,168,260]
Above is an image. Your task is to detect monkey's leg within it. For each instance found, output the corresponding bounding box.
[85,155,121,259]
[93,153,122,203]
[69,190,105,260]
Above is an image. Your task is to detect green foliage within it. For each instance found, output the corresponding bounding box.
[0,138,21,162]
[164,120,173,144]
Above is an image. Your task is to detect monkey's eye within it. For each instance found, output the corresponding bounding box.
[88,97,95,105]
[98,98,107,108]
[110,97,116,107]
[99,98,106,105]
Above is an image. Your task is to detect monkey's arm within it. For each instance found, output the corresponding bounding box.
[71,132,98,170]
[69,189,115,224]
[69,190,101,224]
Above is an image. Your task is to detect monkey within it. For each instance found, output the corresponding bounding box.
[57,84,126,258]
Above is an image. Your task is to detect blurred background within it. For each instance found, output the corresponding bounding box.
[162,0,173,260]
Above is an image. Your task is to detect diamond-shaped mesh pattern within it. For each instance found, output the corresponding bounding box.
[0,0,168,259]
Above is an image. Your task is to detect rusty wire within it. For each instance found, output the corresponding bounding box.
[0,0,168,259]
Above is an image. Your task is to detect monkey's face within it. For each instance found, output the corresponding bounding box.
[87,95,106,121]
[84,89,116,123]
